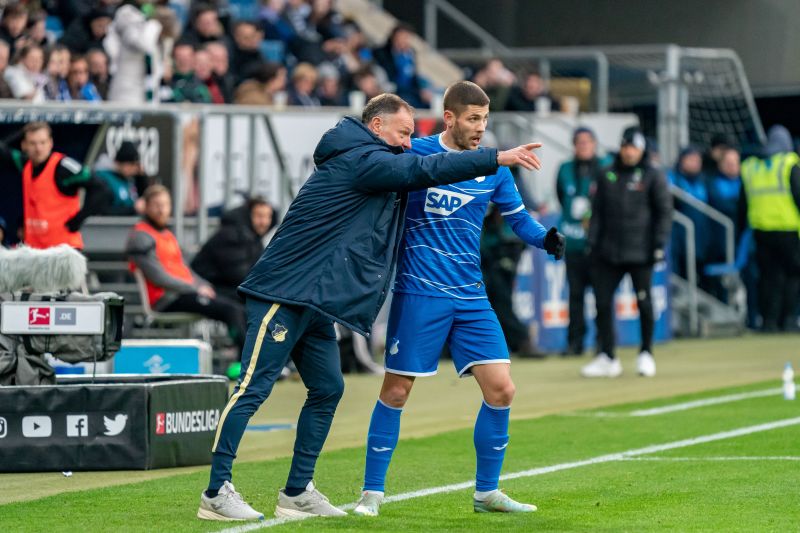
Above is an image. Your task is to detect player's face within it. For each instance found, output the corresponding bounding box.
[371,108,414,150]
[447,105,489,151]
[21,129,53,166]
[145,192,172,228]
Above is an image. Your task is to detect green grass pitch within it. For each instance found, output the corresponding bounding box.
[2,380,799,532]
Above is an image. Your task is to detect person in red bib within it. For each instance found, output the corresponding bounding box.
[5,121,109,249]
[126,185,246,354]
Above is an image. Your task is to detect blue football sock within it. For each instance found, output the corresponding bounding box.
[473,400,510,492]
[363,399,402,492]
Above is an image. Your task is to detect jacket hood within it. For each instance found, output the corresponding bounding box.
[221,204,251,228]
[313,116,403,166]
[765,125,793,156]
[674,146,703,179]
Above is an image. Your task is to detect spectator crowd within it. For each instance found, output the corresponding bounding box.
[0,0,439,108]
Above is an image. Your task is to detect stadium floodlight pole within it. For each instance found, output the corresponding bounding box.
[655,44,684,171]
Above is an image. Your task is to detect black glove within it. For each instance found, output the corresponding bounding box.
[543,227,566,260]
[65,217,82,233]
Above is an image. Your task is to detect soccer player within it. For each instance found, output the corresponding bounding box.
[354,81,565,516]
[197,93,545,521]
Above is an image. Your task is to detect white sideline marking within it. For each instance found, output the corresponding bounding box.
[570,388,783,418]
[629,388,782,416]
[621,456,800,462]
[212,416,800,533]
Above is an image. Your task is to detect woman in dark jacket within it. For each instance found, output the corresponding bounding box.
[191,197,278,301]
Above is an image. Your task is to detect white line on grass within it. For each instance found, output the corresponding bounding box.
[629,388,782,416]
[569,387,783,418]
[620,456,800,462]
[212,416,800,533]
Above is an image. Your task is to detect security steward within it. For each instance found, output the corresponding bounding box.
[583,126,672,378]
[739,125,800,332]
[1,121,108,249]
[556,126,611,356]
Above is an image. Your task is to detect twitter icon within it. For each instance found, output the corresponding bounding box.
[103,414,128,436]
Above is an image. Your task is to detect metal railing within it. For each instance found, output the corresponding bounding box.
[423,0,510,53]
[670,186,735,266]
[671,210,699,335]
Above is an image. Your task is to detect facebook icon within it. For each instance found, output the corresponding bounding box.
[66,414,88,437]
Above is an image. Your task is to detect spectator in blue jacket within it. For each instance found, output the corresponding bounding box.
[669,146,711,282]
[67,55,102,101]
[198,93,544,521]
[708,147,742,231]
[373,23,431,108]
[707,147,743,301]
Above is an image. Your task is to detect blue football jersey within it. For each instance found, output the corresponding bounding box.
[393,134,546,300]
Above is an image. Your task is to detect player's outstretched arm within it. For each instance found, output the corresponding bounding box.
[497,143,543,171]
[355,142,543,193]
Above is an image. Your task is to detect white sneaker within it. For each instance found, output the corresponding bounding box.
[581,353,622,378]
[275,481,347,518]
[353,490,383,516]
[637,351,656,377]
[197,481,265,521]
[473,489,537,513]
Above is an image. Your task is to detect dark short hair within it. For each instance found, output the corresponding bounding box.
[2,4,27,20]
[361,93,414,123]
[443,81,489,116]
[572,126,596,144]
[247,196,270,211]
[143,184,170,204]
[22,121,51,139]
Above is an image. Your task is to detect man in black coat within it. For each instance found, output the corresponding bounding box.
[582,126,672,379]
[197,93,544,522]
[191,197,278,301]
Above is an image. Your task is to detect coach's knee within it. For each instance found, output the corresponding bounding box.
[309,374,345,405]
[484,380,515,407]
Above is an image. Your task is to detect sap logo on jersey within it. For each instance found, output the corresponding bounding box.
[424,187,475,216]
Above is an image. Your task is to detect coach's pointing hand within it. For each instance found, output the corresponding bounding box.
[497,142,543,171]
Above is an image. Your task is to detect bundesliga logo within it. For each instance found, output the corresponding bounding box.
[28,307,50,326]
[155,410,221,435]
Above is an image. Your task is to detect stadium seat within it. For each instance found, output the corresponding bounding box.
[228,0,258,21]
[132,269,211,343]
[260,40,286,64]
[167,2,189,32]
[45,15,64,40]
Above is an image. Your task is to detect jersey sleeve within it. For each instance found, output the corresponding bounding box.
[493,167,547,248]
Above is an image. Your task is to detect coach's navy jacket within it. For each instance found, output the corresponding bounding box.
[238,116,499,336]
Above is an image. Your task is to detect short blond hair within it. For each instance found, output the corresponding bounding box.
[291,62,317,84]
[142,184,170,204]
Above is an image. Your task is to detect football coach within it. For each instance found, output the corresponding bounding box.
[198,93,544,521]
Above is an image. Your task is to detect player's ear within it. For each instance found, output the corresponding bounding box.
[443,109,455,127]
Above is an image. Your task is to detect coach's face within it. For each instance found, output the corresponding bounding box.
[369,108,414,150]
[446,104,488,151]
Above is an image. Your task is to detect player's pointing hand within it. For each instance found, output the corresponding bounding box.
[497,143,543,171]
